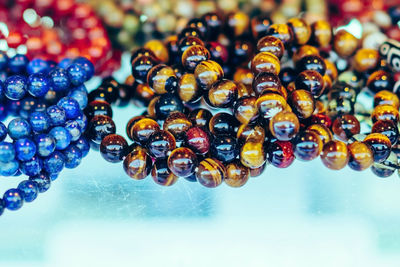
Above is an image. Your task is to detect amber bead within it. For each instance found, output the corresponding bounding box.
[296,55,326,75]
[100,134,128,163]
[269,111,299,141]
[256,92,287,120]
[292,45,320,63]
[371,120,399,145]
[129,118,160,145]
[177,73,201,103]
[168,147,198,177]
[126,115,146,141]
[268,140,295,168]
[295,70,324,98]
[151,159,178,186]
[310,114,332,128]
[210,135,239,163]
[250,163,266,177]
[347,141,374,171]
[267,24,294,47]
[131,55,159,84]
[252,72,282,96]
[181,45,210,72]
[240,141,266,169]
[209,113,237,135]
[371,104,399,123]
[196,158,225,188]
[147,96,160,119]
[367,70,394,93]
[251,52,280,75]
[134,83,155,105]
[251,15,272,40]
[374,90,400,109]
[310,20,332,48]
[353,49,380,73]
[233,68,254,88]
[188,108,212,129]
[287,18,311,45]
[206,79,237,108]
[155,93,184,120]
[178,36,205,55]
[371,152,398,178]
[185,127,210,155]
[123,145,152,180]
[163,112,192,140]
[193,60,224,90]
[237,124,265,144]
[333,30,359,58]
[147,64,178,94]
[294,130,323,161]
[288,89,315,119]
[256,36,285,59]
[363,133,392,163]
[332,114,360,141]
[321,140,349,170]
[85,100,113,119]
[146,130,176,158]
[233,96,259,124]
[88,115,116,144]
[225,161,250,187]
[144,40,169,63]
[307,124,333,146]
[226,11,250,38]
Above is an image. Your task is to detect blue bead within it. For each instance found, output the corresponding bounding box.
[28,73,50,97]
[18,180,38,202]
[0,71,7,82]
[68,88,88,109]
[27,58,49,75]
[67,63,86,86]
[0,160,19,176]
[49,173,58,181]
[3,189,23,211]
[75,113,88,131]
[0,198,4,215]
[13,169,22,177]
[58,58,73,69]
[74,137,90,157]
[57,97,81,119]
[0,80,4,101]
[32,99,47,113]
[8,118,31,139]
[43,151,65,174]
[14,138,37,161]
[0,103,6,120]
[65,120,82,141]
[34,134,56,157]
[48,67,71,92]
[4,75,27,100]
[0,142,15,162]
[0,51,8,71]
[29,111,50,133]
[8,54,29,74]
[47,105,66,126]
[49,126,72,150]
[29,172,51,193]
[20,156,42,176]
[73,57,94,80]
[63,145,82,169]
[0,122,7,141]
[47,60,57,69]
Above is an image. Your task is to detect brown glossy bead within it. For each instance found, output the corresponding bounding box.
[324,59,338,82]
[147,96,160,118]
[294,130,323,161]
[226,11,250,38]
[267,24,294,47]
[178,73,201,103]
[185,127,210,155]
[269,111,300,141]
[256,36,285,59]
[268,140,295,168]
[292,45,320,63]
[353,48,380,73]
[363,133,392,163]
[251,52,280,75]
[321,140,349,170]
[373,90,399,109]
[188,108,213,129]
[129,118,160,145]
[100,134,128,163]
[194,60,224,89]
[225,161,250,188]
[131,55,159,84]
[252,72,282,96]
[250,162,266,177]
[333,30,359,58]
[256,92,287,120]
[296,55,326,75]
[134,83,155,104]
[126,115,146,141]
[347,141,374,171]
[86,100,113,119]
[310,20,332,48]
[168,147,198,177]
[178,36,205,55]
[371,120,399,145]
[367,70,394,93]
[371,152,398,178]
[251,15,272,40]
[295,70,324,98]
[236,82,255,98]
[181,45,210,72]
[307,124,333,146]
[131,48,156,62]
[240,141,266,169]
[147,64,178,94]
[123,145,152,180]
[371,104,399,123]
[230,40,255,67]
[144,39,169,63]
[196,158,226,188]
[287,18,311,45]
[88,115,116,144]
[151,159,178,186]
[237,124,265,144]
[233,96,259,124]
[332,114,360,141]
[206,79,237,108]
[288,89,315,119]
[163,111,192,140]
[209,113,237,135]
[233,68,254,87]
[146,130,176,158]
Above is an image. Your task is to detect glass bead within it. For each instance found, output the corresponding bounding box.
[372,120,399,145]
[188,108,212,129]
[0,142,16,163]
[226,11,250,38]
[147,64,178,94]
[167,147,198,178]
[195,158,225,188]
[240,141,266,169]
[194,60,223,89]
[353,48,379,73]
[49,126,72,150]
[155,93,184,120]
[0,122,6,142]
[251,52,280,75]
[151,159,178,186]
[321,140,349,170]
[3,189,23,211]
[367,70,394,93]
[267,24,294,47]
[63,145,82,169]
[0,160,19,176]
[8,118,31,140]
[27,73,50,98]
[178,73,201,103]
[47,105,67,126]
[146,130,176,158]
[43,151,65,174]
[48,68,71,92]
[233,96,259,124]
[87,115,116,144]
[205,79,237,108]
[185,127,210,155]
[296,55,326,75]
[131,55,159,84]
[29,172,51,193]
[333,30,359,58]
[374,90,399,109]
[250,162,266,177]
[269,111,300,141]
[287,18,311,45]
[310,20,332,48]
[363,133,392,163]
[20,156,41,176]
[210,135,239,164]
[85,100,113,119]
[14,138,37,161]
[163,112,192,140]
[252,72,282,96]
[224,161,250,188]
[332,114,360,141]
[181,45,210,72]
[257,36,284,59]
[237,124,265,144]
[209,113,237,136]
[29,111,50,133]
[230,39,255,66]
[295,70,324,98]
[288,89,315,119]
[4,75,27,100]
[18,180,38,203]
[75,137,90,157]
[294,130,323,161]
[347,141,374,171]
[144,40,169,63]
[178,36,205,55]
[268,140,295,168]
[373,152,398,178]
[371,104,399,123]
[100,134,128,163]
[65,120,82,142]
[307,124,333,146]
[256,92,287,120]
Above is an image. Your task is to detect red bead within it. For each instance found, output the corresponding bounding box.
[185,127,211,155]
[310,113,332,128]
[268,141,295,168]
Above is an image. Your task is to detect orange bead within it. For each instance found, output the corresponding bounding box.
[321,140,349,170]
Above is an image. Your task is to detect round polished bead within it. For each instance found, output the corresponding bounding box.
[100,134,128,163]
[257,36,285,59]
[188,108,212,129]
[371,104,399,123]
[250,163,266,177]
[177,73,201,103]
[178,36,205,55]
[75,137,90,157]
[209,113,237,136]
[131,55,159,84]
[269,111,300,141]
[168,147,198,178]
[4,75,27,100]
[88,115,116,144]
[287,18,311,45]
[47,105,67,126]
[333,30,359,58]
[144,39,169,63]
[310,20,332,48]
[347,141,374,171]
[62,145,82,169]
[17,180,38,202]
[147,64,178,94]
[226,11,250,38]
[268,141,295,168]
[14,138,37,161]
[194,60,224,89]
[363,133,392,163]
[256,92,287,120]
[307,124,333,146]
[295,70,324,98]
[29,111,50,133]
[20,156,41,176]
[210,135,239,163]
[155,93,184,120]
[0,160,19,176]
[43,151,65,174]
[202,12,222,39]
[372,120,399,145]
[163,112,192,140]
[3,189,23,211]
[74,57,94,80]
[8,118,31,140]
[294,130,323,161]
[0,142,16,163]
[68,87,89,110]
[332,114,360,141]
[65,120,82,142]
[267,24,294,47]
[237,124,265,144]
[185,127,210,155]
[151,159,178,186]
[240,141,266,169]
[367,70,394,93]
[233,96,259,124]
[57,97,81,120]
[48,68,71,92]
[196,158,225,188]
[123,145,152,180]
[28,73,50,97]
[353,49,379,73]
[374,90,400,109]
[181,45,210,72]
[296,55,326,75]
[129,118,160,145]
[252,72,282,96]
[251,52,280,75]
[49,126,72,150]
[206,79,237,108]
[0,122,6,142]
[310,113,332,128]
[288,89,315,119]
[67,63,87,86]
[85,100,113,119]
[147,130,176,158]
[224,161,250,188]
[29,172,51,193]
[321,140,349,170]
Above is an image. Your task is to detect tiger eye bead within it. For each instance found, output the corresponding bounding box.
[353,49,380,73]
[310,20,332,48]
[237,124,265,144]
[123,145,152,180]
[251,52,280,75]
[250,163,266,177]
[269,111,300,141]
[267,24,294,47]
[207,42,228,64]
[256,36,285,59]
[196,158,225,188]
[147,130,176,158]
[188,108,213,129]
[181,45,210,72]
[288,89,315,119]
[292,45,320,63]
[178,36,205,55]
[210,135,239,163]
[134,84,155,105]
[240,141,266,169]
[287,18,311,45]
[226,11,250,38]
[374,90,400,109]
[230,40,255,66]
[294,130,323,161]
[194,60,224,89]
[88,115,116,144]
[179,27,203,41]
[256,92,287,120]
[185,127,210,155]
[85,100,113,119]
[321,140,349,170]
[155,93,184,120]
[363,133,392,163]
[168,147,198,177]
[151,159,178,186]
[347,141,374,171]
[295,70,324,98]
[147,96,160,118]
[209,113,237,135]
[233,96,259,124]
[129,118,160,145]
[144,40,169,63]
[333,30,359,58]
[163,112,192,140]
[268,140,295,168]
[131,48,157,63]
[307,124,333,146]
[372,153,398,178]
[332,114,360,141]
[202,12,223,39]
[251,15,272,40]
[131,55,159,84]
[147,64,178,94]
[205,79,237,108]
[296,55,326,75]
[372,104,399,123]
[100,134,128,163]
[310,114,332,128]
[225,161,250,188]
[367,70,394,93]
[126,115,146,141]
[233,68,254,88]
[252,72,282,96]
[372,120,399,145]
[177,73,201,103]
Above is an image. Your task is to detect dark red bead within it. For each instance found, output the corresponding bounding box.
[268,140,295,168]
[310,113,332,128]
[185,127,211,155]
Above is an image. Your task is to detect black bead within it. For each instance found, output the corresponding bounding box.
[155,93,184,120]
[210,135,239,163]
